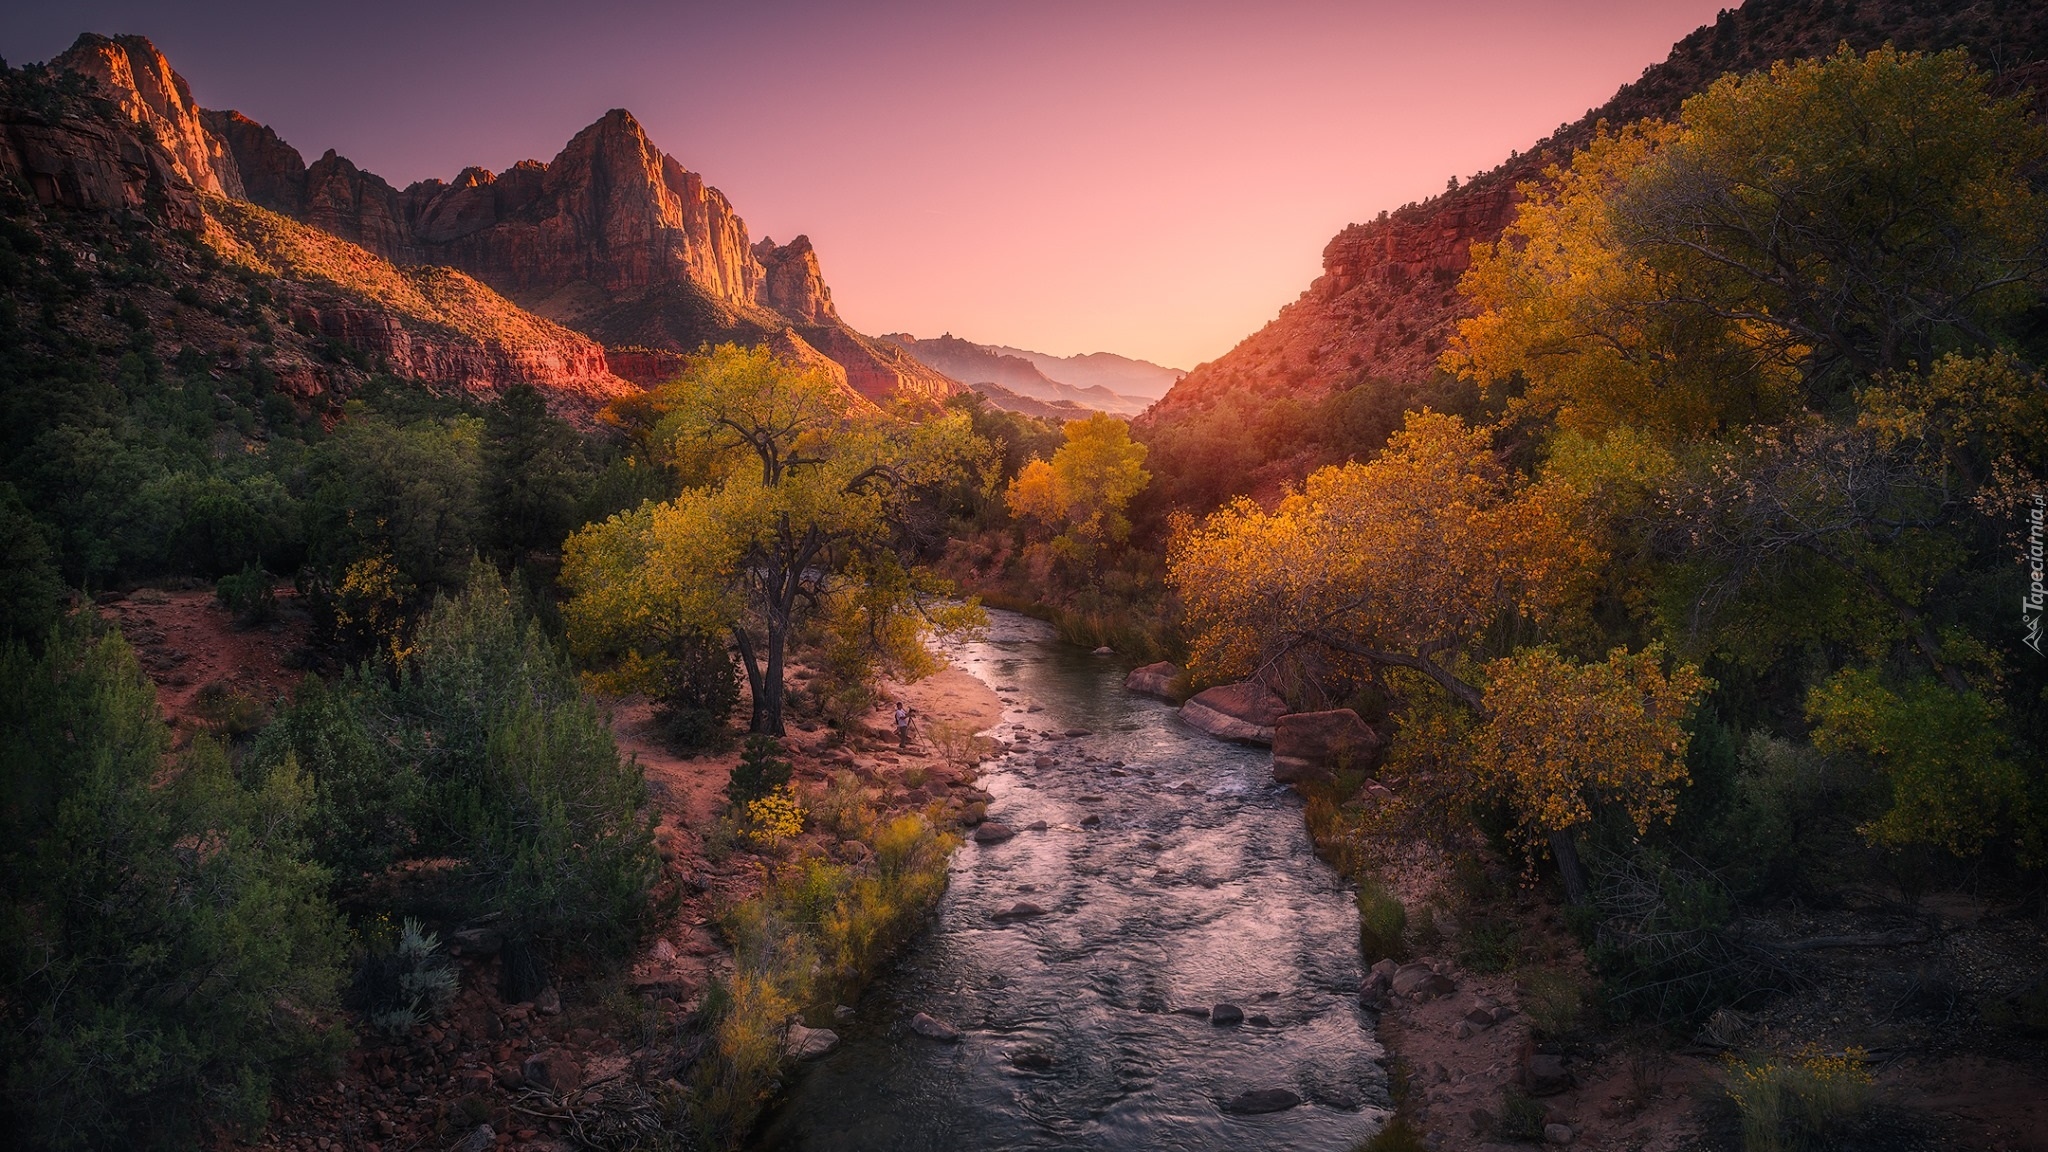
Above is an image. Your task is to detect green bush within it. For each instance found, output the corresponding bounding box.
[655,631,740,753]
[0,624,345,1149]
[1356,877,1408,963]
[354,917,459,1035]
[1353,1115,1427,1152]
[1458,916,1523,974]
[252,562,660,959]
[214,562,276,624]
[728,734,794,809]
[1520,967,1587,1040]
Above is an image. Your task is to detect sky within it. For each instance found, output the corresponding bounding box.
[3,0,1730,369]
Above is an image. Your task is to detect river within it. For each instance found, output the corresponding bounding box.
[752,611,1388,1151]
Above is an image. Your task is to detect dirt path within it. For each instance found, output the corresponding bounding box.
[97,585,309,747]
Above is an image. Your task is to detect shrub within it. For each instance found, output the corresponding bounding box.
[728,734,793,809]
[214,562,277,624]
[1520,967,1587,1040]
[1458,916,1523,974]
[808,772,876,841]
[192,678,268,737]
[691,816,956,1148]
[653,632,740,753]
[0,626,346,1149]
[1353,1115,1428,1152]
[1357,877,1408,963]
[1496,1087,1549,1141]
[1725,1046,1873,1152]
[744,784,805,846]
[355,917,460,1035]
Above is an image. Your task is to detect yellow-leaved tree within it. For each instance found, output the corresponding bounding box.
[563,344,986,735]
[1169,410,1706,897]
[1003,412,1150,579]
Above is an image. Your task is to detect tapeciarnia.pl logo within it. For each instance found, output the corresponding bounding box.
[2027,492,2046,655]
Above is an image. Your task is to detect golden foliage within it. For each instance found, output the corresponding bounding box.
[1167,410,1602,685]
[1469,645,1709,845]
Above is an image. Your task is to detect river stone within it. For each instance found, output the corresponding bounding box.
[910,1012,962,1042]
[784,1023,839,1060]
[1545,1123,1576,1145]
[1224,1088,1303,1114]
[1248,1014,1273,1026]
[1271,709,1384,785]
[993,901,1046,921]
[973,822,1016,844]
[1392,963,1456,998]
[1092,646,1113,655]
[453,1125,495,1152]
[1124,661,1182,701]
[1027,820,1049,831]
[1179,683,1288,746]
[1211,1003,1244,1026]
[1011,1047,1054,1070]
[1080,814,1101,827]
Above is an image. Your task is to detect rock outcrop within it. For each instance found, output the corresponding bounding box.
[53,34,244,198]
[1271,709,1383,785]
[1179,683,1288,746]
[756,235,838,325]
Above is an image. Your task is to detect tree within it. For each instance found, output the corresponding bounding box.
[1169,410,1599,709]
[1470,645,1709,902]
[1004,412,1150,574]
[1448,47,2047,437]
[1,624,345,1148]
[1170,411,1705,899]
[563,344,985,735]
[482,382,595,564]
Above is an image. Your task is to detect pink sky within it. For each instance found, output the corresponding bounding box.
[8,0,1732,368]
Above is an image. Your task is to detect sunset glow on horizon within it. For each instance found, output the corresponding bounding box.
[3,0,1731,368]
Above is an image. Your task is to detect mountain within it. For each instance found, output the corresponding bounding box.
[4,34,632,410]
[203,101,959,406]
[880,332,1152,416]
[984,345,1182,401]
[1140,0,2048,442]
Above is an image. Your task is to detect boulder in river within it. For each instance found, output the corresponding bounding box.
[1179,683,1288,745]
[993,901,1047,921]
[1224,1088,1303,1114]
[1124,661,1183,701]
[973,822,1016,844]
[784,1023,839,1060]
[910,1012,962,1042]
[1271,709,1383,785]
[1210,1003,1244,1026]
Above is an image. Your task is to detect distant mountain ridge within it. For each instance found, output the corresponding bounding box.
[881,332,1180,417]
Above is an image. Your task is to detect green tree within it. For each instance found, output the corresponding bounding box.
[1004,411,1151,578]
[563,344,986,735]
[483,382,595,563]
[1,624,345,1148]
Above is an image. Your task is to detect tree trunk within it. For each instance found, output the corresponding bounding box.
[759,621,786,736]
[734,626,768,735]
[1550,830,1590,906]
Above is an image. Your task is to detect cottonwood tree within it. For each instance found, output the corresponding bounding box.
[1169,411,1705,897]
[563,344,985,735]
[1004,411,1151,578]
[1448,47,2048,437]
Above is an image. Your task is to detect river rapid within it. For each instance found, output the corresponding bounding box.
[752,611,1388,1151]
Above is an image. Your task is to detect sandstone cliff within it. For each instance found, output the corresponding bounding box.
[52,33,244,199]
[1143,0,2048,433]
[203,96,960,406]
[11,41,631,413]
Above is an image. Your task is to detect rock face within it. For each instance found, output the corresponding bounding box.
[1271,709,1383,785]
[1138,1,2048,472]
[53,34,244,198]
[1179,683,1288,746]
[1124,661,1182,701]
[756,235,838,324]
[204,97,964,406]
